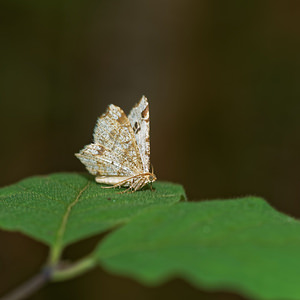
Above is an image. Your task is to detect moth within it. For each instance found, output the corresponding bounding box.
[75,96,157,192]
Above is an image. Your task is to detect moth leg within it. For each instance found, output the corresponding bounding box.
[117,184,134,194]
[129,177,147,192]
[115,179,135,194]
[118,178,142,194]
[133,177,146,191]
[130,179,143,193]
[101,185,118,189]
[101,185,126,190]
[150,182,153,191]
[133,178,147,192]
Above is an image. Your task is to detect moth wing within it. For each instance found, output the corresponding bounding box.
[76,104,143,176]
[128,96,150,172]
[75,143,135,177]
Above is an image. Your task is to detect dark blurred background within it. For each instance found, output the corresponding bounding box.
[1,1,300,299]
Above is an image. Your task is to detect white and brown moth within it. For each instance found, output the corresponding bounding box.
[75,96,156,192]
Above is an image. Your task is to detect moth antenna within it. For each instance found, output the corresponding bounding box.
[150,164,154,174]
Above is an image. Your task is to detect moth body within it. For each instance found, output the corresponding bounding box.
[75,96,156,192]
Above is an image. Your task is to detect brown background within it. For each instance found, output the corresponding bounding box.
[1,1,300,299]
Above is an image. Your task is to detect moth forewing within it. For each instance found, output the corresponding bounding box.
[128,96,151,173]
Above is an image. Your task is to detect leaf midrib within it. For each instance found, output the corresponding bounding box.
[49,181,91,264]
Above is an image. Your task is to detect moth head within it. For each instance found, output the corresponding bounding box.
[148,173,157,183]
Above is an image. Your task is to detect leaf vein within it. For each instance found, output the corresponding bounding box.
[49,181,91,264]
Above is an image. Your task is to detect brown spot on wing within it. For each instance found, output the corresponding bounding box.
[133,121,141,133]
[97,146,105,155]
[141,106,149,119]
[117,113,128,124]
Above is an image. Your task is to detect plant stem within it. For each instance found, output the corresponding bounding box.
[51,256,96,281]
[1,256,97,300]
[0,267,52,300]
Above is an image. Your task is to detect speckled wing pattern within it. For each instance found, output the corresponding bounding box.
[128,95,150,173]
[75,96,156,192]
[76,104,143,177]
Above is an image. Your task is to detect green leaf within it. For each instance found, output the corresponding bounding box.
[95,197,300,300]
[0,173,185,263]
